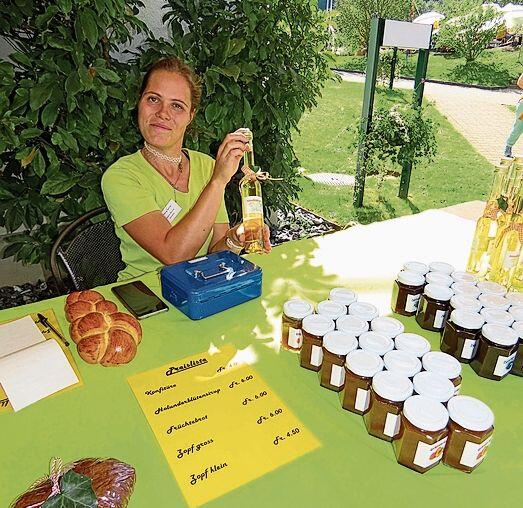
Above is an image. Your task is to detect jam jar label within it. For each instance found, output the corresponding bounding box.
[406,294,421,313]
[288,327,303,349]
[413,436,448,469]
[384,413,400,438]
[461,339,479,360]
[310,345,323,367]
[434,309,447,329]
[355,388,370,412]
[460,436,493,468]
[330,365,345,387]
[493,352,517,377]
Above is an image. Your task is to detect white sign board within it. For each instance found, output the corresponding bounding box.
[382,20,432,49]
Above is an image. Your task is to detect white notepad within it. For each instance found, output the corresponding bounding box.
[0,339,79,412]
[0,315,45,358]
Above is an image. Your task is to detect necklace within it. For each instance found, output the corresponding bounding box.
[144,141,183,172]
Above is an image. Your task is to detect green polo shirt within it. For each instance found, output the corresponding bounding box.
[101,149,229,281]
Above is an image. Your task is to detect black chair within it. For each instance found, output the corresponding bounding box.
[50,206,125,293]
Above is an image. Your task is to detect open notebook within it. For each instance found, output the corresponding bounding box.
[0,310,81,412]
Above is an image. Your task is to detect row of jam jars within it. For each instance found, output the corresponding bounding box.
[319,331,358,391]
[416,284,454,332]
[300,315,335,371]
[441,309,485,363]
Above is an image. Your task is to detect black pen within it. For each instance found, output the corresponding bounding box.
[37,313,70,347]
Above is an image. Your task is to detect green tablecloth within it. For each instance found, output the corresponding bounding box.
[0,210,521,507]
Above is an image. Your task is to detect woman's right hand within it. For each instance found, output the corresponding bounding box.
[212,131,250,186]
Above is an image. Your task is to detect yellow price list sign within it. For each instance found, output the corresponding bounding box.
[128,346,320,507]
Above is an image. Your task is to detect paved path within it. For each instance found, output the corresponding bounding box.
[337,71,523,165]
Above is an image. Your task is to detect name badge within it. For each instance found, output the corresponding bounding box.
[162,200,182,223]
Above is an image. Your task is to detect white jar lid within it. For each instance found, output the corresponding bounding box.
[329,287,358,306]
[323,331,358,356]
[512,321,523,339]
[452,282,481,298]
[477,281,507,296]
[372,370,413,402]
[413,372,455,403]
[394,333,431,357]
[317,300,346,321]
[447,395,494,431]
[506,291,523,306]
[509,305,523,322]
[403,395,449,431]
[429,261,455,275]
[359,331,394,356]
[424,283,453,302]
[450,309,485,330]
[451,271,478,285]
[422,351,462,379]
[302,314,335,336]
[481,323,518,347]
[478,293,511,311]
[348,301,379,321]
[371,316,405,338]
[337,315,369,336]
[426,272,454,287]
[450,294,482,313]
[397,270,425,287]
[283,299,314,320]
[480,308,515,327]
[383,350,422,377]
[345,349,384,378]
[403,261,429,275]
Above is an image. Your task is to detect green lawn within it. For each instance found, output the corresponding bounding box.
[292,79,493,226]
[333,47,523,88]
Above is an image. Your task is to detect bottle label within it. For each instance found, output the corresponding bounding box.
[384,413,400,437]
[310,345,323,367]
[243,196,263,216]
[493,352,516,376]
[355,388,370,412]
[405,293,421,312]
[330,365,345,387]
[413,436,448,469]
[460,436,493,468]
[503,250,519,270]
[488,220,497,238]
[287,327,302,349]
[461,339,478,360]
[433,309,447,329]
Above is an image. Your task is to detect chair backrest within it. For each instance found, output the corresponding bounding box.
[50,207,125,293]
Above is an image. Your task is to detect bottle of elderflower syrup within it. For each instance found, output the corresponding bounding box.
[238,128,264,254]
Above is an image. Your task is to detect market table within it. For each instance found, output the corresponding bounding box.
[0,209,521,507]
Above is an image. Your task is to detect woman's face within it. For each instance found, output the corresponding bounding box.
[138,70,194,153]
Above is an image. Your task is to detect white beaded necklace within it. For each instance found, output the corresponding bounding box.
[144,141,183,172]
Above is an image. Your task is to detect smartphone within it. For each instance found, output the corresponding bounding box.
[111,280,169,319]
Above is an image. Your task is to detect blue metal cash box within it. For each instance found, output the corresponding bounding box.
[160,251,262,320]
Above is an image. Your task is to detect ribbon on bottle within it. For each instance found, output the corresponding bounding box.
[240,165,284,182]
[482,201,499,220]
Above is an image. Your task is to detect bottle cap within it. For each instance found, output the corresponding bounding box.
[422,351,462,379]
[302,314,335,336]
[477,281,507,296]
[383,350,422,378]
[329,288,358,306]
[424,283,453,302]
[450,309,485,330]
[509,305,523,322]
[450,294,482,313]
[370,316,405,338]
[447,395,494,432]
[345,349,384,378]
[429,261,455,275]
[426,272,454,287]
[359,331,394,356]
[394,333,431,357]
[372,371,413,402]
[337,315,369,336]
[403,261,429,275]
[413,372,455,403]
[478,293,510,311]
[317,300,346,321]
[480,308,514,327]
[403,395,449,431]
[451,271,478,285]
[323,331,358,356]
[506,291,523,306]
[396,270,425,286]
[348,302,379,322]
[481,323,518,347]
[451,282,481,298]
[283,299,314,320]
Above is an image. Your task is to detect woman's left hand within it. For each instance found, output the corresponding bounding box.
[229,223,272,254]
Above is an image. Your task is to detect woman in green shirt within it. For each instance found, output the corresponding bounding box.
[102,58,271,281]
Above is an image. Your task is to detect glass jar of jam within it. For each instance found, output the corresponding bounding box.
[478,294,510,311]
[319,331,358,391]
[477,281,506,296]
[422,351,462,394]
[348,301,379,325]
[416,284,453,332]
[412,371,454,403]
[341,350,384,415]
[429,261,455,275]
[449,294,482,315]
[393,395,449,474]
[383,350,422,378]
[443,395,494,473]
[281,299,314,352]
[394,332,431,358]
[337,315,369,337]
[451,271,478,285]
[403,261,429,276]
[470,324,518,380]
[329,287,357,313]
[391,270,425,316]
[506,291,523,306]
[451,282,481,299]
[509,306,523,323]
[371,316,405,339]
[426,272,454,287]
[317,300,346,325]
[440,309,485,363]
[359,331,394,357]
[364,371,413,441]
[480,308,514,327]
[300,315,335,372]
[511,321,523,377]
